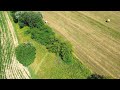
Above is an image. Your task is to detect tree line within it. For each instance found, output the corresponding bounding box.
[11,11,73,63]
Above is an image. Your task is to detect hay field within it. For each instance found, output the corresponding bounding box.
[42,11,120,78]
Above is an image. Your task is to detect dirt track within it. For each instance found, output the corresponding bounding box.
[4,12,18,47]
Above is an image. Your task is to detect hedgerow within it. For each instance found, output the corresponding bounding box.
[11,11,73,63]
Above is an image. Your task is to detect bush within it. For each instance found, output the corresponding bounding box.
[87,74,106,79]
[17,11,44,28]
[46,38,61,54]
[10,11,18,23]
[15,43,36,66]
[59,42,73,63]
[18,20,25,29]
[30,26,55,46]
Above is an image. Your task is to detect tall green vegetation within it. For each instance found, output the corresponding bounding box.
[30,26,55,46]
[13,11,44,28]
[11,11,73,63]
[58,42,73,63]
[29,26,73,63]
[15,43,36,66]
[10,11,18,23]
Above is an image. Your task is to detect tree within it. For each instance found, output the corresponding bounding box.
[30,26,55,46]
[16,11,44,28]
[87,74,106,79]
[10,11,18,23]
[46,38,61,54]
[15,43,36,66]
[59,42,73,63]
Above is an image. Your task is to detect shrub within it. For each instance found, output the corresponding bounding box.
[17,11,44,28]
[30,26,55,46]
[15,43,36,66]
[46,38,61,54]
[10,11,18,23]
[59,42,73,63]
[18,20,25,29]
[87,74,106,79]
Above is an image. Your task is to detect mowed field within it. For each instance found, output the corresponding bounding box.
[42,11,120,78]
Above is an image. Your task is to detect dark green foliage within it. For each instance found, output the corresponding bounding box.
[29,27,73,63]
[87,74,106,79]
[15,43,36,66]
[18,20,25,29]
[46,38,61,54]
[59,42,73,63]
[17,12,44,28]
[10,11,18,23]
[30,26,55,46]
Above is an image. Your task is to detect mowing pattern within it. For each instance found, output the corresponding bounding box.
[0,11,31,79]
[42,11,120,78]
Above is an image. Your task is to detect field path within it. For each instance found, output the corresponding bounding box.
[4,12,18,47]
[35,53,48,74]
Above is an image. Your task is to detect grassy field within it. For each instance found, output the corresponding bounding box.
[42,11,120,78]
[9,12,92,79]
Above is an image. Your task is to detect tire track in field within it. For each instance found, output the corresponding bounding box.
[4,12,18,47]
[35,53,48,74]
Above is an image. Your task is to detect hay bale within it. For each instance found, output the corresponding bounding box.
[107,19,110,22]
[106,19,110,22]
[45,20,48,23]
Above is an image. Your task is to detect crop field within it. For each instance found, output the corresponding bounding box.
[42,11,120,78]
[0,11,31,79]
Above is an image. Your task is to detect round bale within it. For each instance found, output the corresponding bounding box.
[106,19,110,22]
[107,19,110,22]
[45,20,48,23]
